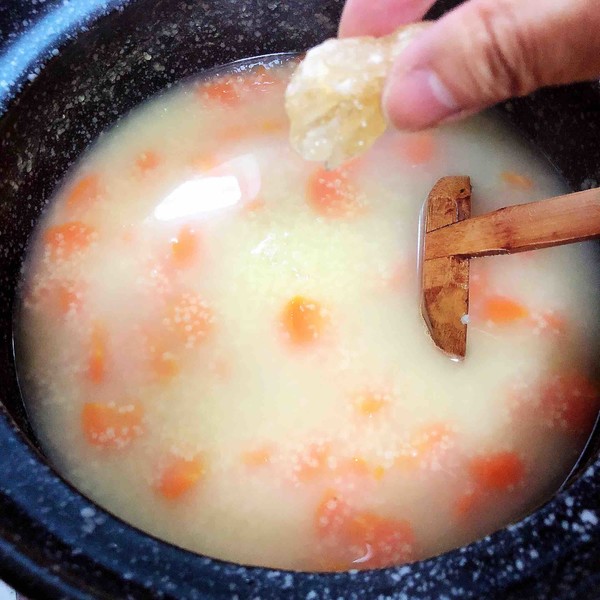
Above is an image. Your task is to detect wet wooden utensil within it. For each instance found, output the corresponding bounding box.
[420,176,600,359]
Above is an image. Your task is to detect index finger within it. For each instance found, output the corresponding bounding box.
[338,0,436,38]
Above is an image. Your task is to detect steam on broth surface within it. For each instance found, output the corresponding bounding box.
[15,56,600,571]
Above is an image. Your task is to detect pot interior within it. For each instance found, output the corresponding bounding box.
[1,0,600,592]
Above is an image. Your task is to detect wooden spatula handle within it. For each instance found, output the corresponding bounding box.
[424,187,600,261]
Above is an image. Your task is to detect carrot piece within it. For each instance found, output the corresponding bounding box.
[65,174,100,212]
[534,310,568,335]
[244,65,280,92]
[136,150,160,173]
[345,511,415,568]
[44,221,96,260]
[501,171,534,190]
[315,490,414,568]
[480,295,529,324]
[156,455,205,500]
[453,488,485,520]
[296,442,330,481]
[306,166,361,218]
[82,402,144,448]
[282,296,326,345]
[30,280,84,316]
[165,292,213,348]
[469,451,525,491]
[189,154,219,173]
[541,372,600,434]
[242,445,273,468]
[314,489,353,538]
[197,76,239,106]
[149,343,180,381]
[373,465,386,480]
[400,132,436,165]
[354,391,388,416]
[170,226,201,269]
[87,322,107,384]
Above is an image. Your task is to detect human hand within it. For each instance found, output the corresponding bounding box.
[339,0,600,130]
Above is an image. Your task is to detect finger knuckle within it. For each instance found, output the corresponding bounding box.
[461,0,539,102]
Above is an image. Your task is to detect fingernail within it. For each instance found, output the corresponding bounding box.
[383,68,460,130]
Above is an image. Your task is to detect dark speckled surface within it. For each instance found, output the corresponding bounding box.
[1,1,600,598]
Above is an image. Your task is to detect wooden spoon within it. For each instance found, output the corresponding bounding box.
[420,176,600,359]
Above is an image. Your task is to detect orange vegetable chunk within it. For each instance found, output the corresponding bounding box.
[87,322,107,384]
[354,391,388,416]
[345,511,415,568]
[156,455,205,500]
[65,174,100,212]
[469,451,524,491]
[501,171,534,190]
[170,225,201,269]
[541,371,600,434]
[480,295,529,324]
[400,132,436,165]
[197,76,239,106]
[307,166,360,218]
[136,150,160,172]
[314,490,415,568]
[242,445,273,468]
[282,296,326,345]
[44,221,96,260]
[147,335,180,381]
[82,402,144,448]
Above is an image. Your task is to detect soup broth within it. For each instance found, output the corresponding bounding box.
[15,56,600,571]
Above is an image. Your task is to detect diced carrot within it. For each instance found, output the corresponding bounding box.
[257,118,287,135]
[170,226,201,270]
[469,451,525,491]
[165,292,213,348]
[345,511,415,568]
[306,166,361,218]
[282,295,326,345]
[533,310,568,335]
[220,123,249,142]
[149,345,180,381]
[314,490,414,568]
[354,391,388,417]
[314,489,353,538]
[156,455,205,500]
[243,197,266,212]
[296,442,330,481]
[400,132,436,165]
[479,295,529,324]
[373,465,386,481]
[244,64,280,92]
[343,456,372,478]
[501,171,534,190]
[541,371,600,434]
[197,76,239,106]
[87,322,107,384]
[44,221,96,260]
[189,154,219,173]
[30,280,84,316]
[242,445,273,468]
[82,402,144,448]
[65,174,100,212]
[136,150,160,173]
[453,488,485,520]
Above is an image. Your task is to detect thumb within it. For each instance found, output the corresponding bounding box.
[383,0,600,130]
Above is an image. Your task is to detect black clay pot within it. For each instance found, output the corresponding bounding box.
[1,1,600,598]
